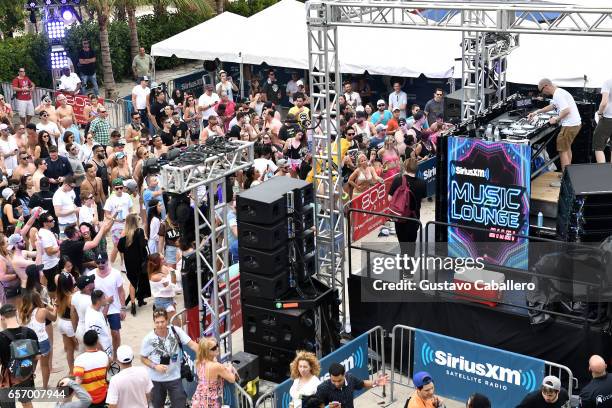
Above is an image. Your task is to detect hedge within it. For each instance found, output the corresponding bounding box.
[0,12,206,89]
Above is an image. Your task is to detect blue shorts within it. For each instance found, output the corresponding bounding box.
[164,245,178,265]
[39,339,51,356]
[107,313,121,330]
[154,297,176,312]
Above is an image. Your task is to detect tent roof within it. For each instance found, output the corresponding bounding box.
[151,12,247,62]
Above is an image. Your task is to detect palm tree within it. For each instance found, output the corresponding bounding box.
[88,0,117,99]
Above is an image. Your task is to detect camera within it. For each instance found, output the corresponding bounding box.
[160,355,171,365]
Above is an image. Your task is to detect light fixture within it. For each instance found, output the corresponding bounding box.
[50,46,69,69]
[61,7,73,21]
[44,0,54,5]
[27,0,37,8]
[45,19,65,40]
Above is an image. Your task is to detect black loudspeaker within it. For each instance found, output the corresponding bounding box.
[572,101,596,164]
[238,220,288,250]
[240,271,290,300]
[243,341,293,383]
[242,304,317,351]
[231,351,259,385]
[444,95,462,124]
[239,246,288,275]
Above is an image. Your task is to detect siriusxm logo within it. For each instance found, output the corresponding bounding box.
[421,343,538,392]
[451,163,490,180]
[281,347,366,408]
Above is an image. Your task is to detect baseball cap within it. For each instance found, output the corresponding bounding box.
[376,124,387,132]
[123,179,138,193]
[112,141,125,147]
[40,177,50,191]
[392,106,400,112]
[296,79,304,86]
[7,234,23,250]
[116,152,126,159]
[141,76,149,82]
[0,124,8,131]
[76,274,95,290]
[96,252,109,264]
[542,375,561,391]
[112,178,124,187]
[205,84,214,90]
[2,188,14,201]
[413,371,433,388]
[277,158,289,168]
[25,264,44,277]
[116,345,134,363]
[376,99,385,106]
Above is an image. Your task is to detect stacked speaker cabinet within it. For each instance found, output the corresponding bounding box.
[237,177,340,383]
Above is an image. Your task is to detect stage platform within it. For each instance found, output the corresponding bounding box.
[531,171,561,218]
[348,274,612,390]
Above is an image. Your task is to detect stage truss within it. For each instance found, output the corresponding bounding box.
[161,140,254,361]
[306,0,612,330]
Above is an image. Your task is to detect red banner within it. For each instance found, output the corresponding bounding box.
[54,92,104,125]
[349,176,395,242]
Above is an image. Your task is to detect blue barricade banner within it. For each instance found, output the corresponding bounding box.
[275,331,370,408]
[417,156,437,198]
[414,329,545,407]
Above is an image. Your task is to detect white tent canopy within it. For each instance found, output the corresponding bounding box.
[151,12,246,62]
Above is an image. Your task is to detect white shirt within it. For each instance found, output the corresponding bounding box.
[71,291,92,332]
[38,228,60,269]
[140,326,192,382]
[85,306,112,357]
[52,187,77,225]
[388,91,408,119]
[106,366,153,408]
[94,268,124,315]
[344,91,362,108]
[103,193,133,223]
[286,80,300,104]
[132,85,151,110]
[198,92,220,120]
[253,158,277,176]
[290,376,321,408]
[0,136,18,171]
[601,78,612,118]
[36,122,59,145]
[58,73,81,92]
[79,205,96,225]
[552,87,581,127]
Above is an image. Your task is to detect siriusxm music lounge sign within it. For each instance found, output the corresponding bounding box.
[276,332,370,408]
[414,329,545,407]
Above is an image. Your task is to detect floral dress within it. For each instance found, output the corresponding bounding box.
[191,361,223,408]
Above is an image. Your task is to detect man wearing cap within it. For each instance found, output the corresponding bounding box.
[45,145,73,193]
[0,303,40,405]
[0,123,19,174]
[286,72,302,105]
[38,212,61,297]
[315,362,387,408]
[58,67,82,95]
[580,355,612,408]
[104,178,133,245]
[132,76,151,130]
[71,274,94,350]
[387,106,402,134]
[106,345,153,408]
[11,67,36,125]
[407,372,445,408]
[132,47,154,81]
[371,100,393,127]
[517,375,569,407]
[389,81,408,119]
[198,84,220,129]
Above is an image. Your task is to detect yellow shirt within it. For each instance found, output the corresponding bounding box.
[288,106,311,128]
[306,137,349,183]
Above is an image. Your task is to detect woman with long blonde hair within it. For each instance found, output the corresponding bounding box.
[289,351,321,408]
[117,213,150,315]
[191,337,238,408]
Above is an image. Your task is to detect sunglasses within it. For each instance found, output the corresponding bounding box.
[115,186,124,190]
[96,261,107,266]
[377,104,385,107]
[210,344,219,351]
[41,114,48,118]
[347,132,355,136]
[44,218,55,223]
[20,156,29,160]
[99,110,107,113]
[133,116,141,119]
[19,70,25,73]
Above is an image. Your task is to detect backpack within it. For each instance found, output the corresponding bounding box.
[2,329,39,383]
[388,175,417,223]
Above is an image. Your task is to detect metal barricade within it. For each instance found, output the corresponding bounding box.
[103,97,129,130]
[0,81,54,112]
[254,389,276,408]
[388,324,576,404]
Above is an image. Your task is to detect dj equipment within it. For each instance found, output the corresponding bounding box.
[557,164,612,242]
[231,351,259,385]
[572,101,596,165]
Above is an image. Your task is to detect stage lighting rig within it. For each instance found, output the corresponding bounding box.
[50,45,69,69]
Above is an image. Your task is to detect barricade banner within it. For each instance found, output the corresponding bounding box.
[275,331,370,408]
[417,156,437,198]
[413,329,545,407]
[54,91,104,125]
[349,176,394,242]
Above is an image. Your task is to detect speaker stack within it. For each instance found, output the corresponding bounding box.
[237,177,341,383]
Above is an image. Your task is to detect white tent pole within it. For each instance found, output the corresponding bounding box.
[240,52,244,100]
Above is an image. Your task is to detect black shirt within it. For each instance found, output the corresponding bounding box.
[315,373,365,408]
[150,101,168,128]
[28,191,56,220]
[78,49,96,76]
[0,327,40,370]
[44,156,73,192]
[60,239,86,273]
[388,174,427,218]
[262,80,282,105]
[516,388,569,408]
[159,130,174,147]
[580,374,612,408]
[170,122,189,147]
[279,124,299,142]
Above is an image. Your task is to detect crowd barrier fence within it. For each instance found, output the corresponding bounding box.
[389,324,576,406]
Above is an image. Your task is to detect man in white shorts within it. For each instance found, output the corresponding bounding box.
[72,274,95,351]
[11,67,35,125]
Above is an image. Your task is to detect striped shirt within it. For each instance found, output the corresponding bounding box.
[73,349,109,404]
[90,117,111,146]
